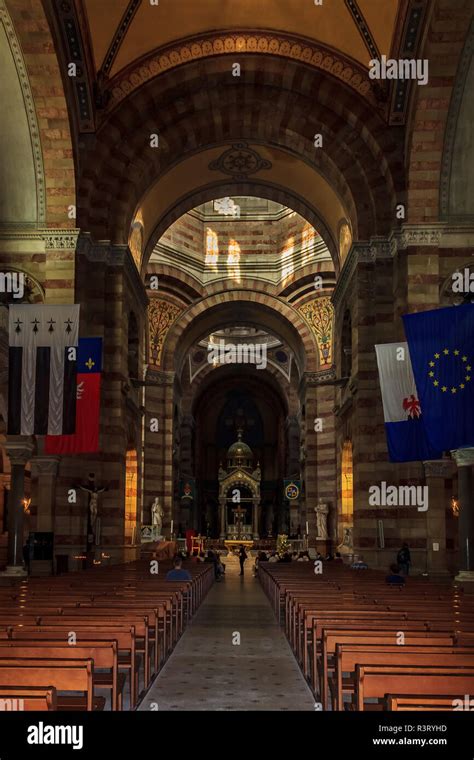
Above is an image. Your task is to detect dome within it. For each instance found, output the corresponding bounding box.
[227,430,254,470]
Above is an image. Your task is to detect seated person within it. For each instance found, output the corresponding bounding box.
[385,563,405,585]
[297,552,309,562]
[165,556,192,581]
[268,551,279,563]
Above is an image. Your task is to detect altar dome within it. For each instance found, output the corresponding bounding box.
[227,431,254,471]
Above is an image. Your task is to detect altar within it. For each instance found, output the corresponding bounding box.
[218,429,261,540]
[224,539,254,554]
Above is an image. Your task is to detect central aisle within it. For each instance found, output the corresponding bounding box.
[139,554,315,711]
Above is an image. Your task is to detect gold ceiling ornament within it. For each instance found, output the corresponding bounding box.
[106,32,375,115]
[148,299,182,367]
[299,297,334,367]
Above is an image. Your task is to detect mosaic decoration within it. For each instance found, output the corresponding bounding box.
[148,299,181,367]
[209,143,271,180]
[129,221,143,270]
[299,297,334,367]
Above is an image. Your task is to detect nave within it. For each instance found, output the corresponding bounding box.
[139,554,314,712]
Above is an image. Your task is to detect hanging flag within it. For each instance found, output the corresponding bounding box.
[45,338,102,455]
[283,480,301,500]
[179,478,196,500]
[375,342,442,462]
[403,303,474,452]
[8,305,79,436]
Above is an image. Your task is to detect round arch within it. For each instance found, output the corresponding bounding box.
[160,291,320,375]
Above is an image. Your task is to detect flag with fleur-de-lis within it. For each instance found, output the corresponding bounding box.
[8,305,80,435]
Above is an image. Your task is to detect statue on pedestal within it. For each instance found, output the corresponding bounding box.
[314,500,329,540]
[151,497,164,535]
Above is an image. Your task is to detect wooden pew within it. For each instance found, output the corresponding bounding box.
[0,686,57,711]
[0,640,123,711]
[0,657,98,711]
[355,664,474,711]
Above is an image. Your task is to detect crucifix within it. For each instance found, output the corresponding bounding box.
[232,506,246,539]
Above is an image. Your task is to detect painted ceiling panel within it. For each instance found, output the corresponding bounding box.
[81,0,387,77]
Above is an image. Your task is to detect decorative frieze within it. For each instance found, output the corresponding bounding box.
[423,459,456,478]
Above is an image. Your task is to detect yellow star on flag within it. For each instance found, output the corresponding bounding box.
[466,376,471,382]
[467,365,472,371]
[462,356,468,362]
[433,380,439,387]
[443,349,450,355]
[460,383,465,389]
[429,371,434,377]
[434,353,440,359]
[429,361,435,367]
[454,349,460,356]
[442,386,447,392]
[451,387,457,393]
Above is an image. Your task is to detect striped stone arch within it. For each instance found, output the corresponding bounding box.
[180,362,295,419]
[160,290,320,375]
[181,364,298,414]
[141,180,340,277]
[4,0,76,228]
[79,54,402,251]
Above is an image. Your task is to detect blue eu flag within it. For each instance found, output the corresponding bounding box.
[403,303,474,452]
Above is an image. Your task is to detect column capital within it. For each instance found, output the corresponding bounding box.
[4,436,35,466]
[423,459,456,478]
[30,455,61,477]
[145,368,175,387]
[451,448,474,468]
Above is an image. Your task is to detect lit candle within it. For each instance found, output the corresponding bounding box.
[171,520,174,537]
[305,521,309,535]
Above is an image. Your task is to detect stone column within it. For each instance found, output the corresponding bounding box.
[423,459,454,576]
[252,498,259,540]
[3,437,35,575]
[219,497,226,540]
[30,456,61,532]
[452,448,474,581]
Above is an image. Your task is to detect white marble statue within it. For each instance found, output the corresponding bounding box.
[151,497,164,534]
[314,501,329,539]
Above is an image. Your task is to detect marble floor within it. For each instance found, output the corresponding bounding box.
[138,554,315,711]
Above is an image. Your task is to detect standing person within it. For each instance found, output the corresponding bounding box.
[397,542,411,575]
[238,544,247,576]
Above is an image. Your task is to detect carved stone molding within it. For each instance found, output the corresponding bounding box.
[209,143,271,180]
[4,436,35,466]
[44,230,81,250]
[0,1,46,223]
[391,224,474,253]
[145,368,175,387]
[105,31,377,116]
[302,368,337,388]
[331,237,392,309]
[30,456,61,477]
[423,459,456,478]
[451,448,474,468]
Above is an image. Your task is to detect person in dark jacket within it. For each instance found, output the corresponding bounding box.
[397,543,411,575]
[238,545,247,576]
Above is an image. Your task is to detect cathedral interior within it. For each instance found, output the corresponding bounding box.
[0,0,473,728]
